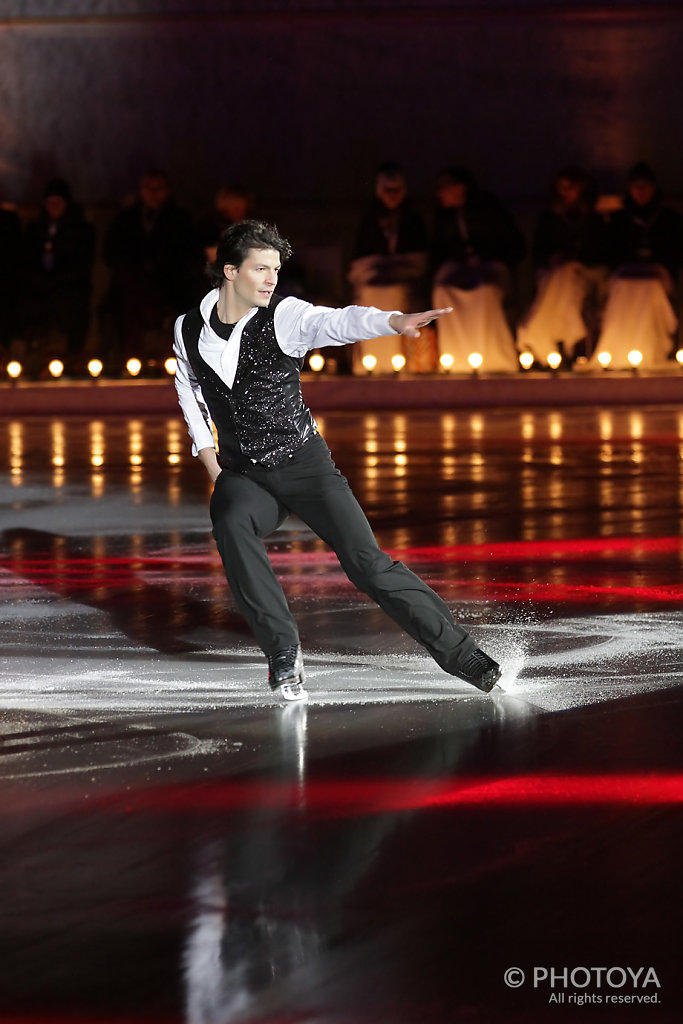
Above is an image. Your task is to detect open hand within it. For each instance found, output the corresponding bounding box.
[388,307,453,338]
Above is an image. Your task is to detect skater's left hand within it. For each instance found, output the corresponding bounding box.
[388,307,453,338]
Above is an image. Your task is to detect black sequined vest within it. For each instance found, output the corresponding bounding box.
[181,296,317,470]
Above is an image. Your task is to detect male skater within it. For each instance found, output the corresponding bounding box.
[173,220,501,702]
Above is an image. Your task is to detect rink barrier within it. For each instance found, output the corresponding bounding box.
[0,372,682,415]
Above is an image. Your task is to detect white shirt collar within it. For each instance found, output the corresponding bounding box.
[199,288,258,345]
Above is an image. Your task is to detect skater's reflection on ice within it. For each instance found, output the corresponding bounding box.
[181,702,492,1022]
[183,704,312,1023]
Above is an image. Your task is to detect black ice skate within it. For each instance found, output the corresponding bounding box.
[452,647,502,693]
[267,644,308,703]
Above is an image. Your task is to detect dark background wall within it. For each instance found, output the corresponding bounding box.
[1,1,683,257]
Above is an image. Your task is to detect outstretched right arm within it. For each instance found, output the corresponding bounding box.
[274,296,452,356]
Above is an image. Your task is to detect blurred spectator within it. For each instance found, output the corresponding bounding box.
[0,201,22,354]
[589,162,683,370]
[101,169,200,369]
[348,162,429,373]
[517,165,608,365]
[431,166,525,373]
[19,178,95,372]
[198,182,254,264]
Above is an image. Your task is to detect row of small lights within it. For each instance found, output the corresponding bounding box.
[5,357,179,380]
[524,348,683,370]
[6,349,683,379]
[313,350,683,373]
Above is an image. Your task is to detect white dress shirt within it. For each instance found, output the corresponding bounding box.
[173,288,399,455]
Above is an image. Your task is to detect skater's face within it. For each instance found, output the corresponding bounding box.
[223,247,280,313]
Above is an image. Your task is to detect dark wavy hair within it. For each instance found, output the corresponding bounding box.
[207,219,293,287]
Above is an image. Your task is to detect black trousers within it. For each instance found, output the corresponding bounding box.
[209,434,476,672]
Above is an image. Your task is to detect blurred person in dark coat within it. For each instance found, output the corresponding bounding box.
[20,178,95,371]
[431,166,525,372]
[589,162,683,369]
[517,165,608,365]
[348,162,430,372]
[101,169,200,367]
[0,201,22,354]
